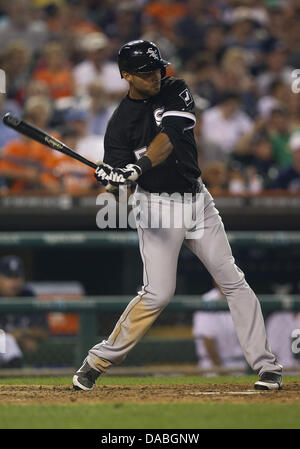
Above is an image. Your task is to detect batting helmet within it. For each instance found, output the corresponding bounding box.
[118,40,170,78]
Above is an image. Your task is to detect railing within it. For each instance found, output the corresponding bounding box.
[0,230,300,248]
[1,295,300,366]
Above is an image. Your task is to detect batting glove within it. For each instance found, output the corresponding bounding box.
[94,161,113,187]
[106,164,142,191]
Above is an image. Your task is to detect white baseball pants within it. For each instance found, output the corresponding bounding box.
[88,184,282,376]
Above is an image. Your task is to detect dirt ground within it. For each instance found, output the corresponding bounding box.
[0,383,300,405]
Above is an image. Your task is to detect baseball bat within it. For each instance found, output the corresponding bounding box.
[2,113,98,169]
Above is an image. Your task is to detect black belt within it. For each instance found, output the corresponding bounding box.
[178,179,203,196]
[143,180,203,196]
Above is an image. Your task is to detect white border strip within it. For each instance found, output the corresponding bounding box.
[162,110,196,123]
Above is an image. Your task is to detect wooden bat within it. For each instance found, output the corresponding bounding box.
[2,113,98,169]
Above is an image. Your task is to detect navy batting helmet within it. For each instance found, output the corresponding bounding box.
[118,40,170,78]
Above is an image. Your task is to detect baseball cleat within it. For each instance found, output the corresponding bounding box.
[73,359,101,391]
[254,372,282,391]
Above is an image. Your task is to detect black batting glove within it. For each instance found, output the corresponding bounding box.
[94,161,113,187]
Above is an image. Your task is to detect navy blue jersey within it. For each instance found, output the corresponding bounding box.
[103,76,201,194]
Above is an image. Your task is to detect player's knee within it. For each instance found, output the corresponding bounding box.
[144,286,175,309]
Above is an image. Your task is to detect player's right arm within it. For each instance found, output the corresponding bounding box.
[142,132,173,167]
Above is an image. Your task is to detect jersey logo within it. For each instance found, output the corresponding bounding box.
[179,88,193,107]
[147,48,159,60]
[154,107,164,127]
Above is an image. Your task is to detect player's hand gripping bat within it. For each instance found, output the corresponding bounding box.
[2,113,97,169]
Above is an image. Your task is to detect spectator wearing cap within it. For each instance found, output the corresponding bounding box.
[201,91,253,155]
[73,32,127,99]
[0,255,48,368]
[271,132,300,191]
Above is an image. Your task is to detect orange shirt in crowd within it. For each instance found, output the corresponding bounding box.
[44,150,95,195]
[145,1,187,32]
[0,136,95,194]
[0,138,60,193]
[33,68,74,100]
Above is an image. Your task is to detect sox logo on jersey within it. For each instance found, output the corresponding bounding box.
[154,107,164,127]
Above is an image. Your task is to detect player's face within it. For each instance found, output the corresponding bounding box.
[124,69,161,99]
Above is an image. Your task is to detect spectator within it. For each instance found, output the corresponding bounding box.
[225,8,263,71]
[184,58,223,107]
[201,161,228,195]
[175,0,214,62]
[228,163,247,195]
[45,1,99,43]
[266,311,300,371]
[201,91,253,155]
[46,127,99,195]
[285,15,300,69]
[140,16,178,65]
[0,93,21,152]
[0,39,32,103]
[0,95,61,194]
[257,80,290,118]
[105,2,141,44]
[257,45,294,95]
[33,41,75,101]
[193,99,228,166]
[64,107,104,163]
[73,32,127,99]
[0,0,49,54]
[200,24,226,66]
[272,132,300,191]
[268,107,293,168]
[248,136,278,188]
[144,0,187,39]
[85,80,115,137]
[0,255,48,368]
[220,47,257,116]
[193,283,247,375]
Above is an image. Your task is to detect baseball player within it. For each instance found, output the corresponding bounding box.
[73,40,282,391]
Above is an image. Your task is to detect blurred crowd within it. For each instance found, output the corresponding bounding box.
[1,0,300,195]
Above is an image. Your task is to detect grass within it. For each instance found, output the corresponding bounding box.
[1,403,300,429]
[0,375,299,429]
[0,374,298,386]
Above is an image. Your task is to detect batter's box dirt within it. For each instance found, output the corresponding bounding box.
[0,383,299,405]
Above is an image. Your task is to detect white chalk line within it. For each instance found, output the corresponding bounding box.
[189,391,262,396]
